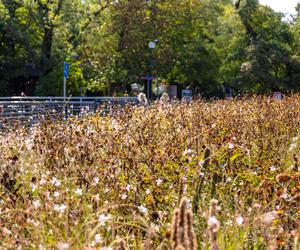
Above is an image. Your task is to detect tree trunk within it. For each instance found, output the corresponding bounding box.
[39,26,54,76]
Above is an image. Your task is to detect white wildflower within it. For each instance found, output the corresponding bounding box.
[93,177,99,185]
[32,200,41,209]
[146,189,151,195]
[95,234,102,243]
[208,216,219,226]
[125,185,132,191]
[27,218,39,227]
[74,188,82,196]
[57,242,70,250]
[39,178,46,185]
[138,205,148,214]
[38,244,46,250]
[98,214,112,226]
[110,119,120,131]
[54,204,67,214]
[183,149,195,156]
[207,216,220,232]
[289,143,297,151]
[259,211,279,226]
[226,219,233,226]
[156,178,162,186]
[198,160,204,166]
[150,223,160,232]
[25,139,34,150]
[228,143,235,149]
[236,215,244,225]
[254,203,262,208]
[120,194,127,200]
[226,177,232,183]
[280,192,289,200]
[94,194,100,202]
[2,227,12,236]
[51,177,61,187]
[31,183,37,192]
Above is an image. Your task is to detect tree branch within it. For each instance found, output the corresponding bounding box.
[235,0,242,10]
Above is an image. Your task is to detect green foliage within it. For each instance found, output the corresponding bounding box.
[237,2,294,92]
[286,3,300,91]
[1,0,300,95]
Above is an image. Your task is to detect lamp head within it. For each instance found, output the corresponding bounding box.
[148,41,156,49]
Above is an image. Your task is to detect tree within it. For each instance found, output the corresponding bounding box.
[287,3,300,91]
[149,0,230,96]
[0,0,112,96]
[236,0,294,92]
[35,0,113,95]
[0,0,40,95]
[1,0,300,96]
[212,2,247,95]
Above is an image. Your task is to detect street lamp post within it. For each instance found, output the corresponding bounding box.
[63,61,69,99]
[63,62,69,119]
[63,53,78,99]
[63,53,79,118]
[147,40,158,100]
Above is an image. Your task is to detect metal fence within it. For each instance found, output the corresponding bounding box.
[0,96,138,126]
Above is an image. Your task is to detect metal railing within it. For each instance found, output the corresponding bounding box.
[0,96,138,126]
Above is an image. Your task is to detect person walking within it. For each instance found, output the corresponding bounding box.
[138,92,149,107]
[159,92,170,105]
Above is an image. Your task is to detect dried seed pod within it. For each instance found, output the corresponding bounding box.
[175,245,185,250]
[171,209,180,249]
[178,198,188,248]
[115,239,127,250]
[143,228,156,250]
[208,199,220,250]
[186,210,197,250]
[171,197,198,250]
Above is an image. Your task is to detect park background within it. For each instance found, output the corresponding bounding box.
[1,1,300,249]
[1,0,300,98]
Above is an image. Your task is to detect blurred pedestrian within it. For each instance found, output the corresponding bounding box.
[138,92,148,107]
[159,92,170,105]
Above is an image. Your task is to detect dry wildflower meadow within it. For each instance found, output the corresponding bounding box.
[0,95,299,249]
